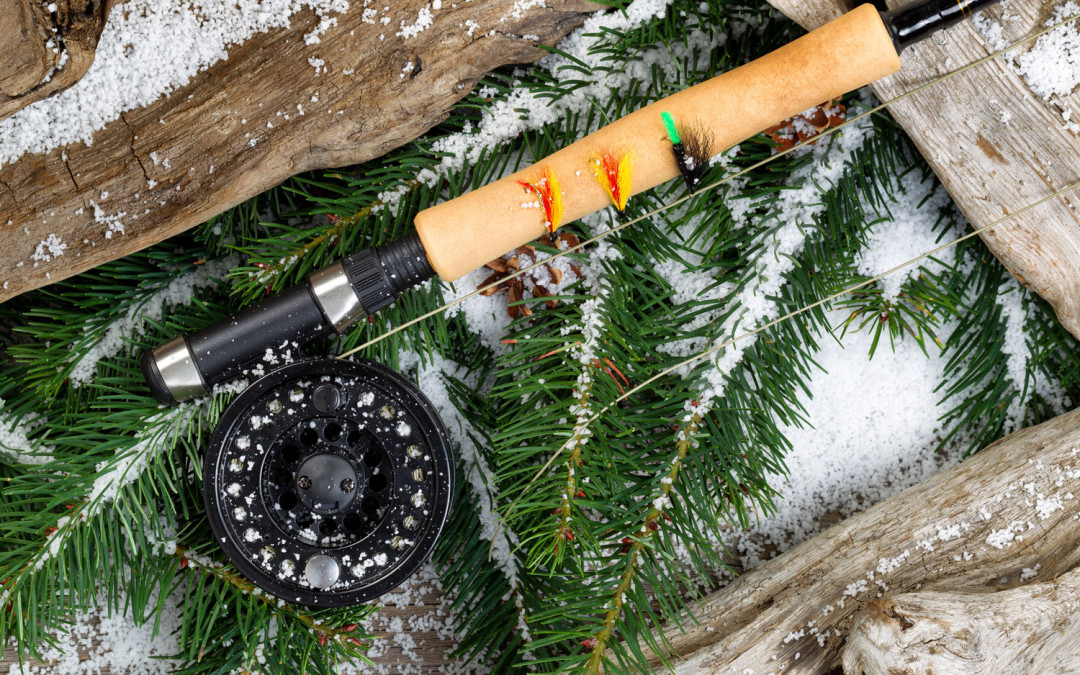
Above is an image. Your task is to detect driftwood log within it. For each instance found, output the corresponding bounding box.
[843,568,1080,673]
[0,0,597,300]
[647,406,1080,673]
[0,0,114,121]
[764,0,1080,338]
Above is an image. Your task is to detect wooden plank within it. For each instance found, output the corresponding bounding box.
[0,0,597,301]
[765,0,1080,338]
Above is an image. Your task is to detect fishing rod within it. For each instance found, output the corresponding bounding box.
[141,0,1009,606]
[142,0,998,406]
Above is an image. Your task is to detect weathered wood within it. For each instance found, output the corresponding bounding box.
[647,407,1080,673]
[0,0,114,121]
[764,0,1080,340]
[843,568,1080,674]
[0,0,598,300]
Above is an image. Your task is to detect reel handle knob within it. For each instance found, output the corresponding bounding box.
[142,232,434,404]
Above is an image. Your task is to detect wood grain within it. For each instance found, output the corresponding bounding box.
[843,568,1080,673]
[0,0,598,301]
[644,407,1080,673]
[0,0,114,121]
[766,0,1080,339]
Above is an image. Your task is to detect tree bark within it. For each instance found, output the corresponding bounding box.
[646,407,1080,673]
[0,0,598,300]
[843,568,1080,674]
[0,0,114,121]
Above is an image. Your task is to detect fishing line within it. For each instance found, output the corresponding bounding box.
[309,10,1077,559]
[484,178,1080,560]
[520,178,1080,491]
[479,14,1080,557]
[338,10,1078,361]
[127,2,1079,603]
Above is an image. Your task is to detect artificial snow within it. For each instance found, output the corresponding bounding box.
[682,94,875,402]
[993,276,1070,431]
[1013,2,1080,101]
[974,2,1080,105]
[855,169,956,300]
[341,563,479,674]
[442,270,515,354]
[68,256,237,385]
[723,309,969,562]
[0,0,351,168]
[396,6,434,39]
[90,200,126,240]
[410,352,529,637]
[29,234,67,264]
[5,583,184,675]
[0,401,54,465]
[88,408,183,506]
[999,276,1034,431]
[10,0,1077,670]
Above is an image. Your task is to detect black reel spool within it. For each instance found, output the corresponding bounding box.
[203,358,453,606]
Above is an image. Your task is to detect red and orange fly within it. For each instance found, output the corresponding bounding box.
[517,167,564,234]
[589,150,633,213]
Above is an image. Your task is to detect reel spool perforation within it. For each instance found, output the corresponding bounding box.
[204,359,453,606]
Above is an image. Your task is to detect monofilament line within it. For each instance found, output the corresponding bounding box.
[538,179,1080,471]
[338,10,1079,362]
[489,178,1080,560]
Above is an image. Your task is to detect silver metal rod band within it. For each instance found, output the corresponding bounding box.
[308,262,367,333]
[153,336,208,401]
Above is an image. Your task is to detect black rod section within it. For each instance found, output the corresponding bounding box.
[142,232,435,404]
[881,0,1001,52]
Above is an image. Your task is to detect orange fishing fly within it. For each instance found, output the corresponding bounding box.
[518,167,564,234]
[589,150,633,213]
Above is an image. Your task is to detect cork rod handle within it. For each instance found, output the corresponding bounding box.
[414,4,901,281]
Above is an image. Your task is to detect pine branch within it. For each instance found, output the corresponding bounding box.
[172,544,374,655]
[583,412,700,674]
[2,0,1078,671]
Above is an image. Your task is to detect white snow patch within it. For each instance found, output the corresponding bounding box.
[5,581,184,674]
[68,256,236,385]
[30,234,67,263]
[856,170,956,300]
[396,6,434,39]
[974,3,1080,110]
[730,310,968,560]
[89,409,182,506]
[0,402,54,465]
[0,0,350,168]
[410,353,528,639]
[1014,3,1080,101]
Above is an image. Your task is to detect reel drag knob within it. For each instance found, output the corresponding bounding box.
[203,358,453,606]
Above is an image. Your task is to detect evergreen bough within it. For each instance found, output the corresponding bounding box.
[1,0,1077,672]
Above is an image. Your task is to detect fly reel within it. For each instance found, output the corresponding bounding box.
[202,358,453,606]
